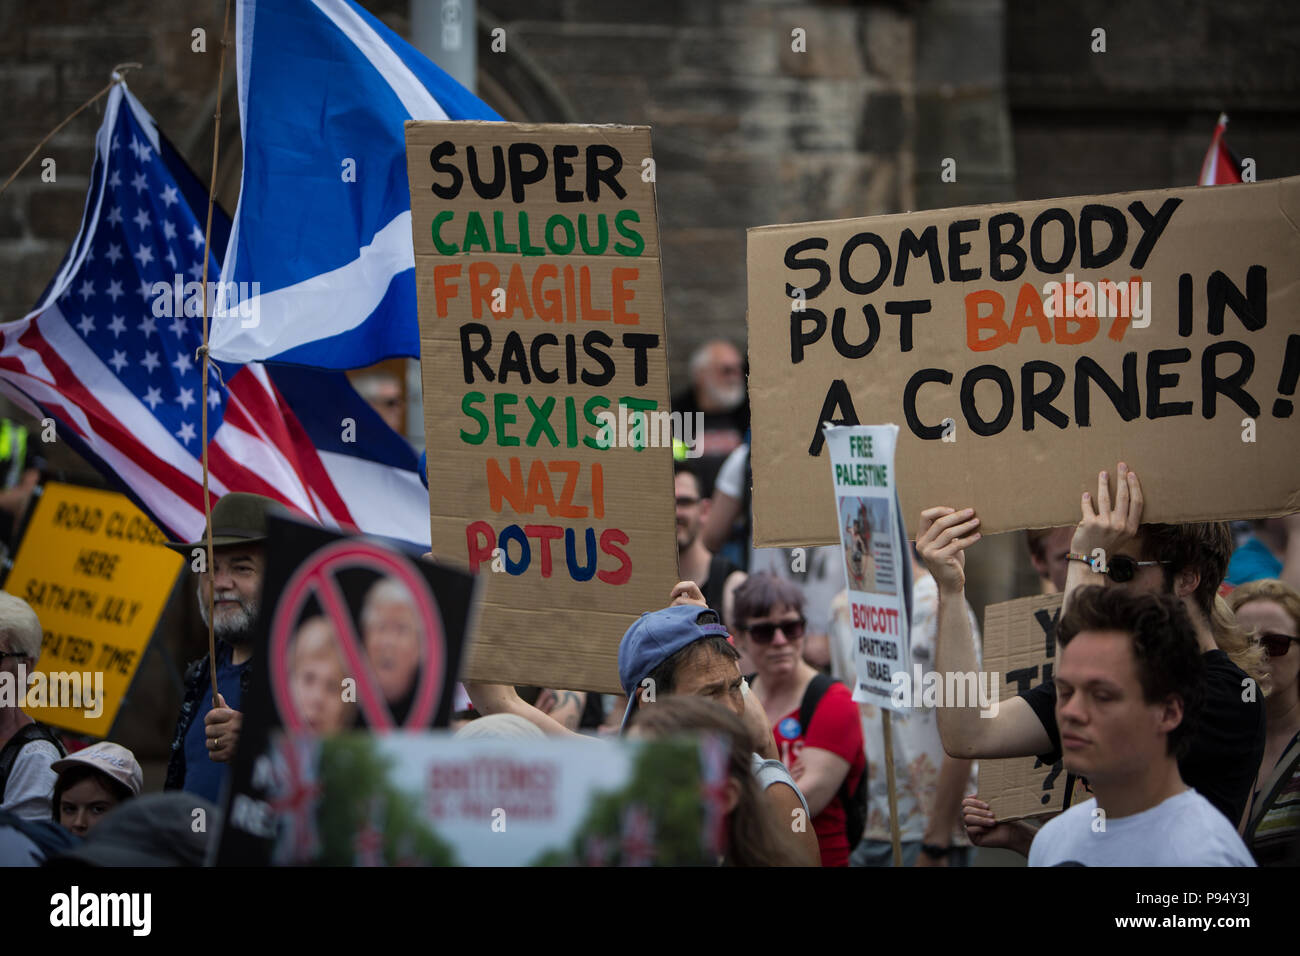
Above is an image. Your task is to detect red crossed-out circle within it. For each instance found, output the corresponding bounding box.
[269,539,445,731]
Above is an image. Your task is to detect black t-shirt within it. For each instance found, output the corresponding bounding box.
[1020,649,1265,826]
[671,390,748,497]
[700,552,741,619]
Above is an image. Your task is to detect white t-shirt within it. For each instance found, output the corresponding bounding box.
[713,444,748,499]
[751,753,810,817]
[1029,788,1256,867]
[1,739,59,822]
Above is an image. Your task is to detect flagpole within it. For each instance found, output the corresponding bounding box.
[198,0,234,706]
[882,710,902,865]
[0,63,141,199]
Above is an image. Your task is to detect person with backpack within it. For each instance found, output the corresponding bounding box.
[737,573,866,866]
[0,591,65,821]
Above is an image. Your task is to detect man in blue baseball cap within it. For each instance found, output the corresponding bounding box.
[618,603,742,730]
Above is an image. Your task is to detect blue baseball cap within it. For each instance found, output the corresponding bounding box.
[618,604,731,730]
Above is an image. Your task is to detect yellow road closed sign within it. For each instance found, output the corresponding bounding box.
[4,482,183,736]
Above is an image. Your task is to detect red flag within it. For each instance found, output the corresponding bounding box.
[1199,113,1243,185]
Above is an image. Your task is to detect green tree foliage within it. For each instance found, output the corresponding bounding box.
[531,738,710,866]
[315,735,459,866]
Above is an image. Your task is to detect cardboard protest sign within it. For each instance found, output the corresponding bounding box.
[979,592,1090,821]
[216,516,474,864]
[747,176,1300,545]
[825,425,912,707]
[1,482,182,736]
[249,731,727,866]
[405,121,677,693]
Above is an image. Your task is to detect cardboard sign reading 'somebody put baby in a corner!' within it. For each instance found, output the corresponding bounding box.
[747,176,1300,546]
[405,122,677,693]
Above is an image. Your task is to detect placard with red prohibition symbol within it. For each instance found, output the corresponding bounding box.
[267,539,448,731]
[746,176,1300,545]
[216,515,476,865]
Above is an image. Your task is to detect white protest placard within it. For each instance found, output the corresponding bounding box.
[824,424,911,708]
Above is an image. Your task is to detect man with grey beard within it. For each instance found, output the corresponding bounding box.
[671,339,748,497]
[164,494,274,803]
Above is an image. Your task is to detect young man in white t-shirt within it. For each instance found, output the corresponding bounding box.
[1029,586,1254,867]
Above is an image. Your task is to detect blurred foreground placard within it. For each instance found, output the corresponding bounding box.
[221,732,727,867]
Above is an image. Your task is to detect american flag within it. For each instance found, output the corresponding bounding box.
[698,733,730,859]
[619,803,655,867]
[269,734,323,864]
[582,833,610,867]
[1,82,430,545]
[353,796,386,867]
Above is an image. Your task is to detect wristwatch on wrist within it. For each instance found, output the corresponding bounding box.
[920,843,951,859]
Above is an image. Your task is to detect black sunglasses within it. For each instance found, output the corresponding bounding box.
[1257,632,1300,658]
[0,650,29,663]
[747,616,806,644]
[1063,552,1169,583]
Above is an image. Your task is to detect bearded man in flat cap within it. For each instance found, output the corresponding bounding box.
[164,494,276,802]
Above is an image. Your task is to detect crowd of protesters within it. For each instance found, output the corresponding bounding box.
[0,339,1296,867]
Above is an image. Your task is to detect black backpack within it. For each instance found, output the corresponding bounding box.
[798,674,868,847]
[0,722,67,802]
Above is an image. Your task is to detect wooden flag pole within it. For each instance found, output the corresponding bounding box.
[198,0,233,706]
[882,710,902,866]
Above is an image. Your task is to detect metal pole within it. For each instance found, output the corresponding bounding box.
[410,0,477,92]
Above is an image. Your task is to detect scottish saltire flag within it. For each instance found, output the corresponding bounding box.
[1199,113,1244,186]
[209,0,501,368]
[0,82,430,546]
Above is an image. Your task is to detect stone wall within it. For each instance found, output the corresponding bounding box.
[1007,0,1300,199]
[0,0,228,325]
[5,1,1295,372]
[477,0,929,385]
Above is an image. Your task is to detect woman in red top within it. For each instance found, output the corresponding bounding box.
[737,573,865,866]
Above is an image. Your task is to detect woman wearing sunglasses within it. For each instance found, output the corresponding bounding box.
[1230,578,1300,864]
[737,573,865,866]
